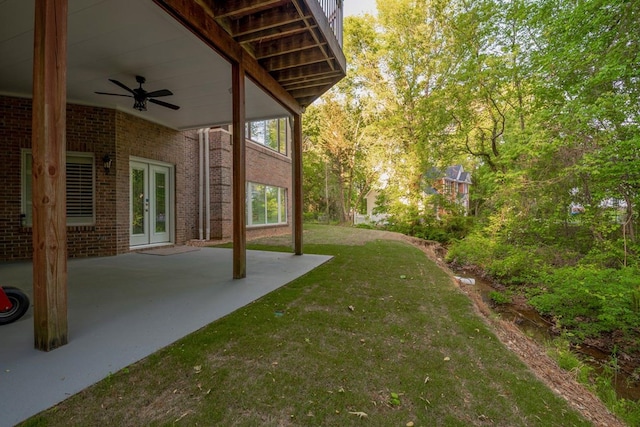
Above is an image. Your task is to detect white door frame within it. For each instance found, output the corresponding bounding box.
[129,157,175,248]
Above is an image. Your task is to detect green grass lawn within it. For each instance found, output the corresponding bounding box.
[23,225,590,426]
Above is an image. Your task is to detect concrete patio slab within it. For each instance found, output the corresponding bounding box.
[0,248,332,427]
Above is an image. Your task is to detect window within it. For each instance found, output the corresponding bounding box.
[443,180,454,195]
[245,117,289,155]
[247,182,287,226]
[22,150,95,226]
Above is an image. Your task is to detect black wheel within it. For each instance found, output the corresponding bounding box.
[0,287,30,325]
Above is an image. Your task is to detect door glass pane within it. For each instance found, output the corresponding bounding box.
[155,171,166,233]
[132,169,145,235]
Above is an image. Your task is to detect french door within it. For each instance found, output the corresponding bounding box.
[130,159,173,247]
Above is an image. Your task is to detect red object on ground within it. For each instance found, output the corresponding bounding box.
[0,287,13,311]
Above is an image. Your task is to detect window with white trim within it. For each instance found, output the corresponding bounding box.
[245,117,289,155]
[443,180,454,195]
[247,182,287,226]
[22,150,95,226]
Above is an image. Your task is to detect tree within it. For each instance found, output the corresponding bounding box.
[302,15,385,223]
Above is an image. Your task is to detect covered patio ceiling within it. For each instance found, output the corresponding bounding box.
[0,0,331,130]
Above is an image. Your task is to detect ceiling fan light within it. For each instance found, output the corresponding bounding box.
[133,99,147,111]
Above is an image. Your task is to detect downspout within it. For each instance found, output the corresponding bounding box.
[198,128,204,240]
[205,128,211,240]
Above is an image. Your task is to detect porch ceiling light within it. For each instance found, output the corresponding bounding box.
[102,154,113,174]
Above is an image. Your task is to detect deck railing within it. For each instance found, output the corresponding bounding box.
[315,0,343,46]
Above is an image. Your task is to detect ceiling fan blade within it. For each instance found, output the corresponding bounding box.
[146,89,173,98]
[149,98,180,110]
[108,79,135,95]
[95,91,133,98]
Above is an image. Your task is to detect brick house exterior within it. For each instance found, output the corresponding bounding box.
[0,95,293,261]
[207,127,293,241]
[429,165,472,215]
[1,0,345,350]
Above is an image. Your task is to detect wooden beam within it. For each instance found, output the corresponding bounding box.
[154,0,302,115]
[281,75,338,91]
[292,112,303,255]
[290,84,338,99]
[296,93,329,108]
[233,21,312,44]
[260,47,333,72]
[232,60,247,279]
[210,0,286,19]
[272,62,340,83]
[253,32,325,60]
[230,3,305,37]
[289,1,335,73]
[303,0,346,73]
[31,0,68,351]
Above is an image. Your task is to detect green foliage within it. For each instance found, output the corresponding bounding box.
[22,226,591,427]
[485,246,543,285]
[547,338,640,426]
[593,358,640,426]
[384,204,473,243]
[353,223,376,230]
[305,1,640,397]
[488,291,511,305]
[389,392,401,406]
[529,267,640,339]
[447,236,545,284]
[445,233,495,268]
[547,337,593,384]
[579,237,638,269]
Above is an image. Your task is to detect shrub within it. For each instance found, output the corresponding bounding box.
[445,233,495,268]
[489,291,511,305]
[579,241,631,269]
[529,266,640,338]
[354,223,375,230]
[382,202,474,244]
[486,245,545,285]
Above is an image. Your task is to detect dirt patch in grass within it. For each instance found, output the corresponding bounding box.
[49,361,204,427]
[408,237,626,427]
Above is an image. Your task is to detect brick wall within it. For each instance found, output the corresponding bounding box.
[113,111,198,254]
[1,94,292,260]
[0,96,199,260]
[208,129,233,239]
[204,127,293,241]
[0,96,118,260]
[245,136,293,240]
[0,96,32,259]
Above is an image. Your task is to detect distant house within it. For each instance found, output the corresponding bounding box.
[354,189,389,225]
[354,165,472,224]
[428,165,472,215]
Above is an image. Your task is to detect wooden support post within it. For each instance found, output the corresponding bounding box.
[293,113,303,255]
[232,61,247,279]
[31,0,69,351]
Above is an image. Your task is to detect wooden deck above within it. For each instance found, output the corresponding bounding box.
[203,0,346,108]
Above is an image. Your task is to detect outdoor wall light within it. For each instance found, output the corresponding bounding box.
[102,154,113,174]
